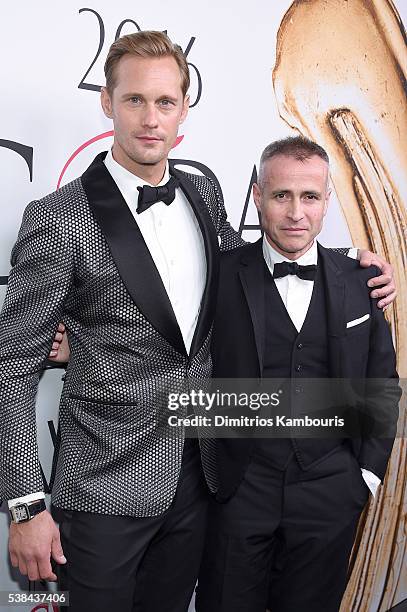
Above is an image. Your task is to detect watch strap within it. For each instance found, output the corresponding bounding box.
[9,499,46,523]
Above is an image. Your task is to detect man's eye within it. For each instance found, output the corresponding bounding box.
[275,193,288,200]
[130,96,141,103]
[160,99,173,106]
[305,194,318,200]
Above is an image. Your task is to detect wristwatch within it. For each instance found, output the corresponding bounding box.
[9,500,46,523]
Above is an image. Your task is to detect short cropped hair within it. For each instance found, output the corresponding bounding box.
[104,31,190,97]
[258,136,329,187]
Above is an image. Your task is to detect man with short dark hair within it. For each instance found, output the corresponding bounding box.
[196,137,400,612]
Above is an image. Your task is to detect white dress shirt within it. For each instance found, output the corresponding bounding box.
[263,238,318,332]
[104,150,206,354]
[262,236,380,497]
[9,151,206,509]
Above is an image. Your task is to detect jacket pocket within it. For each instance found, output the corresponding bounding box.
[69,393,138,407]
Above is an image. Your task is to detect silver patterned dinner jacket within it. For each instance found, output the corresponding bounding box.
[0,152,244,517]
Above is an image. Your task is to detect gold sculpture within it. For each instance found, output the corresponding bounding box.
[273,0,406,609]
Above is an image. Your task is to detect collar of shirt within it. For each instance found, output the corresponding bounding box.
[104,148,171,208]
[262,235,318,276]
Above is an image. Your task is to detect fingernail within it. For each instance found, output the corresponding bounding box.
[60,555,67,563]
[367,280,373,287]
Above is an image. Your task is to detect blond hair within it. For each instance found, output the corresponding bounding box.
[104,31,190,96]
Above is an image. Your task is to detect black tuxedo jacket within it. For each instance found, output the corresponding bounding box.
[0,152,244,515]
[211,239,400,502]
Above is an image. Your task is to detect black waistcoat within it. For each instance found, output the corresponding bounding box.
[255,262,331,468]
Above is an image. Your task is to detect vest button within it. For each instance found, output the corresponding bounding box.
[295,365,302,372]
[297,343,304,350]
[294,386,302,394]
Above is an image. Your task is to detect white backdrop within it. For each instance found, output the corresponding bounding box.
[0,2,405,611]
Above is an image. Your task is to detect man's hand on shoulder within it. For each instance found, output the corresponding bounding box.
[357,249,396,310]
[48,323,70,363]
[9,509,66,581]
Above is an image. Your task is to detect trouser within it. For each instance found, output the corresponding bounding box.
[196,444,369,612]
[56,439,208,612]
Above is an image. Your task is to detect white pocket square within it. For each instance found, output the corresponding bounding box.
[346,314,370,328]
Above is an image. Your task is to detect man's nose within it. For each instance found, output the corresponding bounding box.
[142,104,159,128]
[287,198,304,222]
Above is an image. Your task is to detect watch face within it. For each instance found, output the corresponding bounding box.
[14,505,29,521]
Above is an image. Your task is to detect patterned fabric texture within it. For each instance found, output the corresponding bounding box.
[0,168,244,517]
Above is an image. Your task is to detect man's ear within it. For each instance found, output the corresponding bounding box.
[101,87,113,119]
[179,94,190,124]
[253,183,262,212]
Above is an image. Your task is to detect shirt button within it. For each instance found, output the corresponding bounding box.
[295,365,302,372]
[297,343,303,350]
[294,387,302,394]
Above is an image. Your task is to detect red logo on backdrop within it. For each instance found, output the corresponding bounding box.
[57,132,184,189]
[31,605,59,612]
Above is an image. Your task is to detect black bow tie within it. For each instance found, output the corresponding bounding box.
[136,175,179,214]
[273,261,317,281]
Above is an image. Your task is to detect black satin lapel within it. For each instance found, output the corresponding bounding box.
[238,240,265,374]
[81,153,186,355]
[318,243,346,378]
[170,167,220,360]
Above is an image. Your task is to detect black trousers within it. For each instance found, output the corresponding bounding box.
[56,440,208,612]
[196,444,369,612]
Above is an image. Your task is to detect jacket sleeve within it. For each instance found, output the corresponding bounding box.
[206,177,246,252]
[0,199,74,500]
[358,275,401,480]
